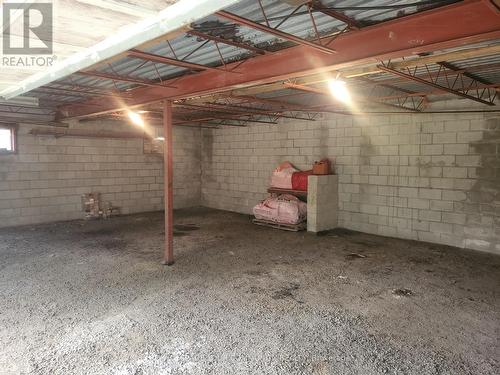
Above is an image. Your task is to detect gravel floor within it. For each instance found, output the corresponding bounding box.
[0,207,499,375]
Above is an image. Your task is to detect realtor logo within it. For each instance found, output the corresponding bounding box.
[2,2,53,55]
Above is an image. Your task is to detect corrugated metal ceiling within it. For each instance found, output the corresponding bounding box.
[29,0,466,105]
[10,0,499,122]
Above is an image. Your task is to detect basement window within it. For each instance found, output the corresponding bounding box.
[0,125,16,154]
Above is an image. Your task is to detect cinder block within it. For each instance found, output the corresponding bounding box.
[442,212,466,225]
[419,209,441,222]
[399,145,420,155]
[422,144,444,155]
[408,198,430,210]
[433,132,457,144]
[442,190,467,201]
[444,144,469,155]
[418,188,442,200]
[430,200,454,212]
[457,131,483,143]
[443,167,467,178]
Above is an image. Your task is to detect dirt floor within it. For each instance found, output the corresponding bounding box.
[0,207,499,375]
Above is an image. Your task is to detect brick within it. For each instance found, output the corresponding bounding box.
[419,210,441,222]
[430,178,454,189]
[457,131,483,143]
[430,200,454,212]
[442,190,466,201]
[399,187,418,198]
[433,132,457,144]
[421,122,444,133]
[422,144,444,155]
[369,175,388,185]
[408,198,430,209]
[390,134,410,144]
[370,156,388,165]
[370,135,389,145]
[456,155,481,167]
[444,120,470,133]
[442,212,466,225]
[443,167,467,178]
[417,188,440,200]
[399,144,420,155]
[431,155,455,166]
[419,166,442,178]
[444,144,468,155]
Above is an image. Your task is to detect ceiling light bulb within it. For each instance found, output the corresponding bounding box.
[128,111,145,127]
[328,79,350,103]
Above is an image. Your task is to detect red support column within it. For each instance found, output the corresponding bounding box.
[162,100,174,265]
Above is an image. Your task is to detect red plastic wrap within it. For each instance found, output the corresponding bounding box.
[291,170,313,191]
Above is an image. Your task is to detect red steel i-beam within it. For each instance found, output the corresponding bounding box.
[163,101,174,266]
[77,71,167,87]
[187,30,267,55]
[311,1,361,30]
[215,10,336,54]
[128,49,223,72]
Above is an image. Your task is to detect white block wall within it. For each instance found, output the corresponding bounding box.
[0,120,201,227]
[201,109,500,254]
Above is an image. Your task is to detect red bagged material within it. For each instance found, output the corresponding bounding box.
[270,161,298,189]
[291,170,313,191]
[253,194,307,225]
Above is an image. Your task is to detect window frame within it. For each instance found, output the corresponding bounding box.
[0,123,18,155]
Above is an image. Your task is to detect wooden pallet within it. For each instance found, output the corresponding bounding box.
[267,187,307,200]
[252,219,306,232]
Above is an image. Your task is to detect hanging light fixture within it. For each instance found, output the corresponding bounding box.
[127,111,145,127]
[328,79,351,103]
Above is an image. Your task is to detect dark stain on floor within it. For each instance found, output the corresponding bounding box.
[174,224,200,232]
[272,282,301,302]
[392,288,413,297]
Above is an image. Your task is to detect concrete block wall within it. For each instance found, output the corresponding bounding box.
[0,120,201,227]
[201,108,500,254]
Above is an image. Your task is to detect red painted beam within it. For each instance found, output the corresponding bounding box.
[187,30,267,55]
[215,10,336,54]
[77,71,167,87]
[128,49,224,72]
[228,94,326,112]
[177,102,316,120]
[162,100,174,266]
[311,1,361,30]
[58,0,500,119]
[174,115,277,125]
[36,85,131,99]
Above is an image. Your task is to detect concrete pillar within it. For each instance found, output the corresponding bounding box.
[307,175,338,233]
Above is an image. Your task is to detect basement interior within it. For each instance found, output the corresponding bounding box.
[0,0,499,374]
